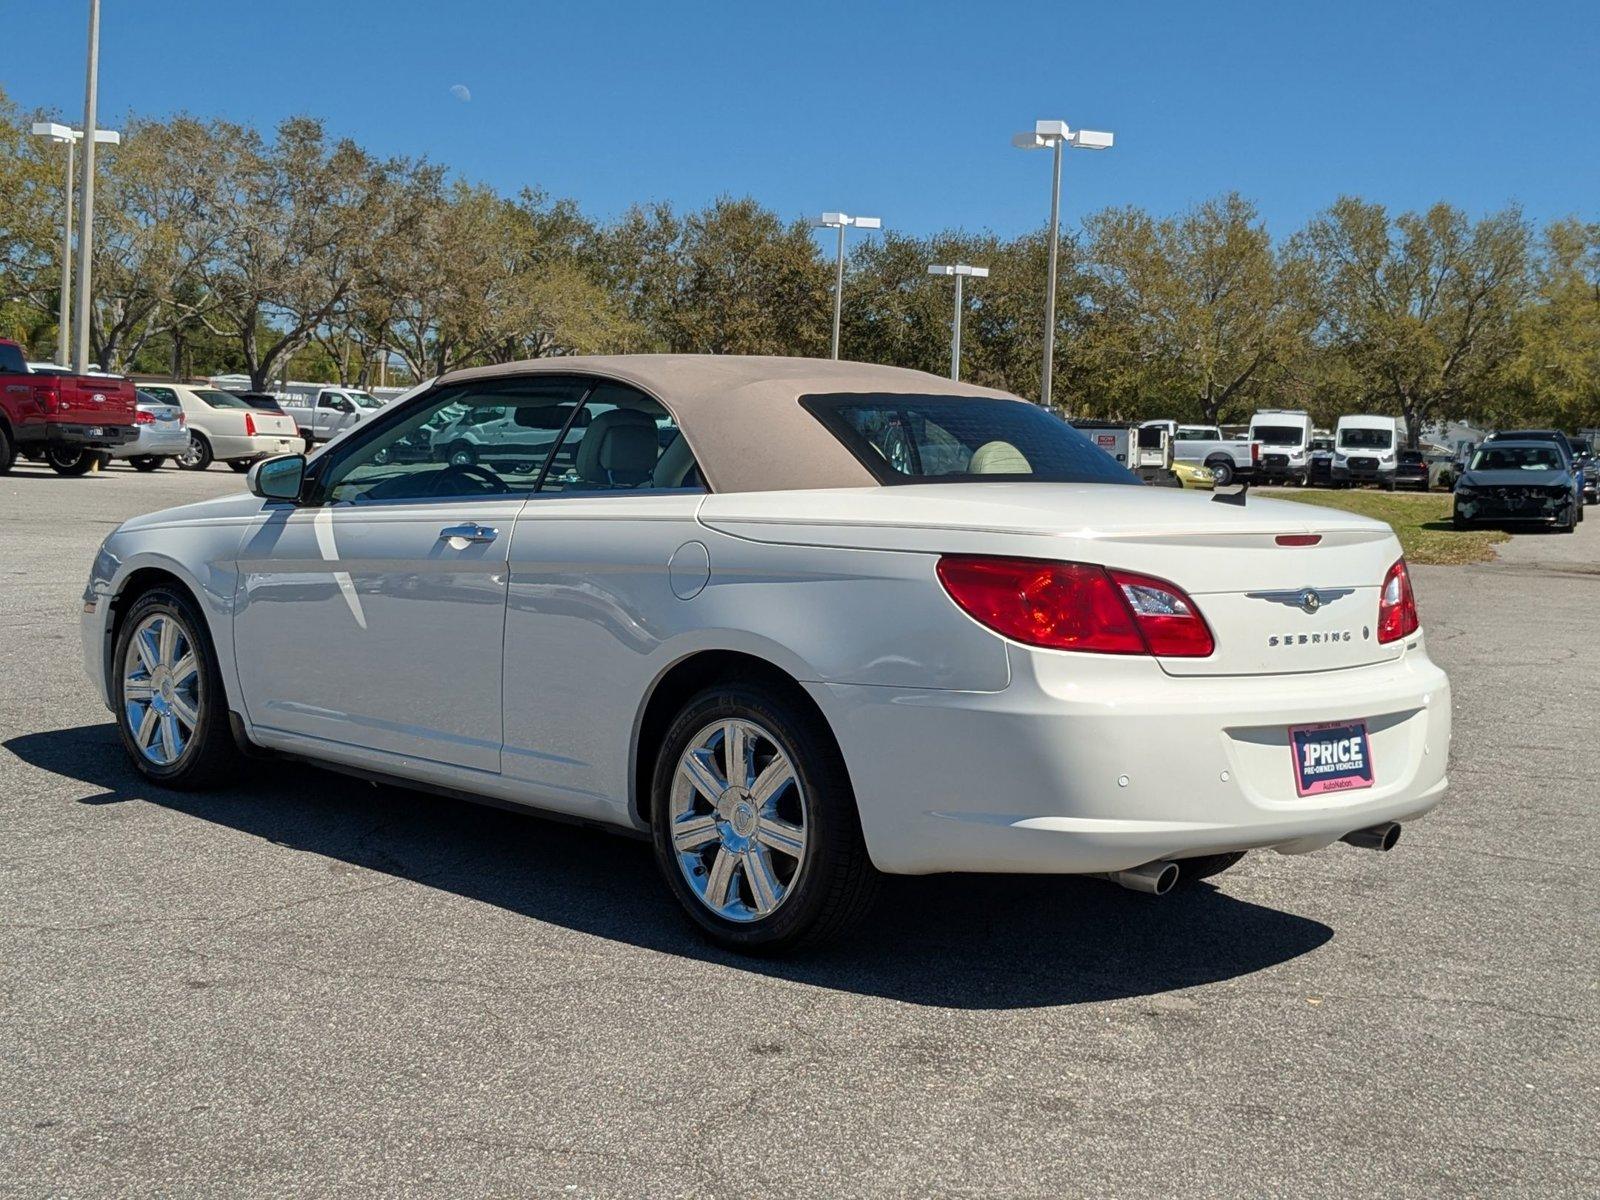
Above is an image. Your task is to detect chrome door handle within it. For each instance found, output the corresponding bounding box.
[438,523,499,544]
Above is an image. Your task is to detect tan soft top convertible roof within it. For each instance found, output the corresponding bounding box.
[439,354,1019,493]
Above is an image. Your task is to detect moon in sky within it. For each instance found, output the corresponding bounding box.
[449,84,472,102]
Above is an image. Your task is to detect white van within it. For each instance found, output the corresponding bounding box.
[1247,409,1315,485]
[1332,415,1406,489]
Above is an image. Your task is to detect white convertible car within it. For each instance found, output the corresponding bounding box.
[81,357,1450,951]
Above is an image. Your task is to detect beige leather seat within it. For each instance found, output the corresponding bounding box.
[968,440,1031,475]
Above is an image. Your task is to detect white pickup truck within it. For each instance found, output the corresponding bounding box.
[278,386,384,446]
[1139,420,1260,486]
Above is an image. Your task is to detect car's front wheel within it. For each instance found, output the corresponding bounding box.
[112,586,241,789]
[651,681,878,953]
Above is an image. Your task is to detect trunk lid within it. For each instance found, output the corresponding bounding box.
[250,409,299,437]
[698,482,1408,677]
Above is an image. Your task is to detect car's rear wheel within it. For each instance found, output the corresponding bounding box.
[128,455,165,472]
[112,587,241,789]
[46,446,106,476]
[227,458,253,473]
[651,681,878,953]
[447,442,477,469]
[176,433,213,471]
[0,424,15,474]
[1207,458,1234,487]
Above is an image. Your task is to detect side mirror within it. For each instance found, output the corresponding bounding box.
[248,453,306,502]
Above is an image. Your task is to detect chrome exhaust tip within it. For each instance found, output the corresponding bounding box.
[1104,860,1180,895]
[1340,822,1402,852]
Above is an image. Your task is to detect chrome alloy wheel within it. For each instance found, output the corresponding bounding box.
[121,613,201,767]
[668,719,808,922]
[175,437,204,468]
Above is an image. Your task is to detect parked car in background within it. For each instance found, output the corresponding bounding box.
[136,382,303,472]
[279,386,384,447]
[1482,429,1584,522]
[79,356,1449,952]
[1567,435,1597,505]
[1308,433,1335,487]
[108,392,189,471]
[1248,409,1314,485]
[1394,450,1430,491]
[1453,441,1579,533]
[1139,420,1258,486]
[1332,415,1405,489]
[0,338,139,475]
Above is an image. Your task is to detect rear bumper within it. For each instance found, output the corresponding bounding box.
[210,433,305,460]
[109,426,189,458]
[814,643,1450,876]
[46,423,136,449]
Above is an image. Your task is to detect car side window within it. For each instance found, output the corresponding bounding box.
[536,383,702,494]
[319,378,592,504]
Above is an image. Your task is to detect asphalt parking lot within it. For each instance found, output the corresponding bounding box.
[3,460,1597,1198]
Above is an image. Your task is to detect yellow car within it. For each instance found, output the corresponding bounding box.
[1172,461,1217,489]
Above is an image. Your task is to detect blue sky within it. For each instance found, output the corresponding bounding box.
[8,0,1598,240]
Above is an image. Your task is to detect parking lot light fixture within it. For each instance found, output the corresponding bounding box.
[31,121,120,367]
[816,212,883,359]
[927,263,990,380]
[1013,120,1114,410]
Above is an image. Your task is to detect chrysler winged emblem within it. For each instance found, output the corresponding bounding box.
[1247,587,1354,614]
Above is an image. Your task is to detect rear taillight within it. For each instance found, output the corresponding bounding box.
[1252,442,1261,463]
[936,556,1214,658]
[134,409,155,424]
[243,411,256,437]
[1377,557,1419,643]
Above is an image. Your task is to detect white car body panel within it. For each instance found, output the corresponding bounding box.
[139,383,304,461]
[81,366,1450,881]
[109,401,189,459]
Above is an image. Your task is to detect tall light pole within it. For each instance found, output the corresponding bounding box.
[816,212,881,359]
[31,122,120,367]
[73,0,104,374]
[926,263,989,381]
[1012,120,1113,408]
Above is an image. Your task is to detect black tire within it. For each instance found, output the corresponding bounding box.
[1207,458,1234,487]
[447,442,477,469]
[46,446,107,476]
[1452,513,1469,531]
[176,433,213,471]
[1176,851,1246,885]
[128,455,165,472]
[0,423,14,474]
[650,679,879,953]
[227,459,253,473]
[111,585,242,789]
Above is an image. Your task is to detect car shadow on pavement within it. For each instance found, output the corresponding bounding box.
[7,723,1333,1011]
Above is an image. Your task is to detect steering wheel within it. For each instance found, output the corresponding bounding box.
[428,463,509,496]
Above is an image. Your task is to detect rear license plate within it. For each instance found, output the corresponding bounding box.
[1290,720,1374,797]
[86,426,104,436]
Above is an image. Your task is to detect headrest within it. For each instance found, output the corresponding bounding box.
[575,408,658,483]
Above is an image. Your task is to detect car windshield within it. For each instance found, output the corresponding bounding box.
[803,394,1140,486]
[1252,424,1304,446]
[193,388,252,410]
[1175,427,1220,441]
[1470,446,1562,472]
[1399,451,1425,464]
[1339,427,1392,449]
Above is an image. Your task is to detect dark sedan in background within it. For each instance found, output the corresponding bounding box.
[1453,441,1580,533]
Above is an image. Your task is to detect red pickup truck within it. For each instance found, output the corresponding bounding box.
[0,338,139,475]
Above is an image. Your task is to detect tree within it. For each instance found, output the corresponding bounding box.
[1298,198,1531,444]
[199,118,390,390]
[1084,193,1308,425]
[1503,218,1600,431]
